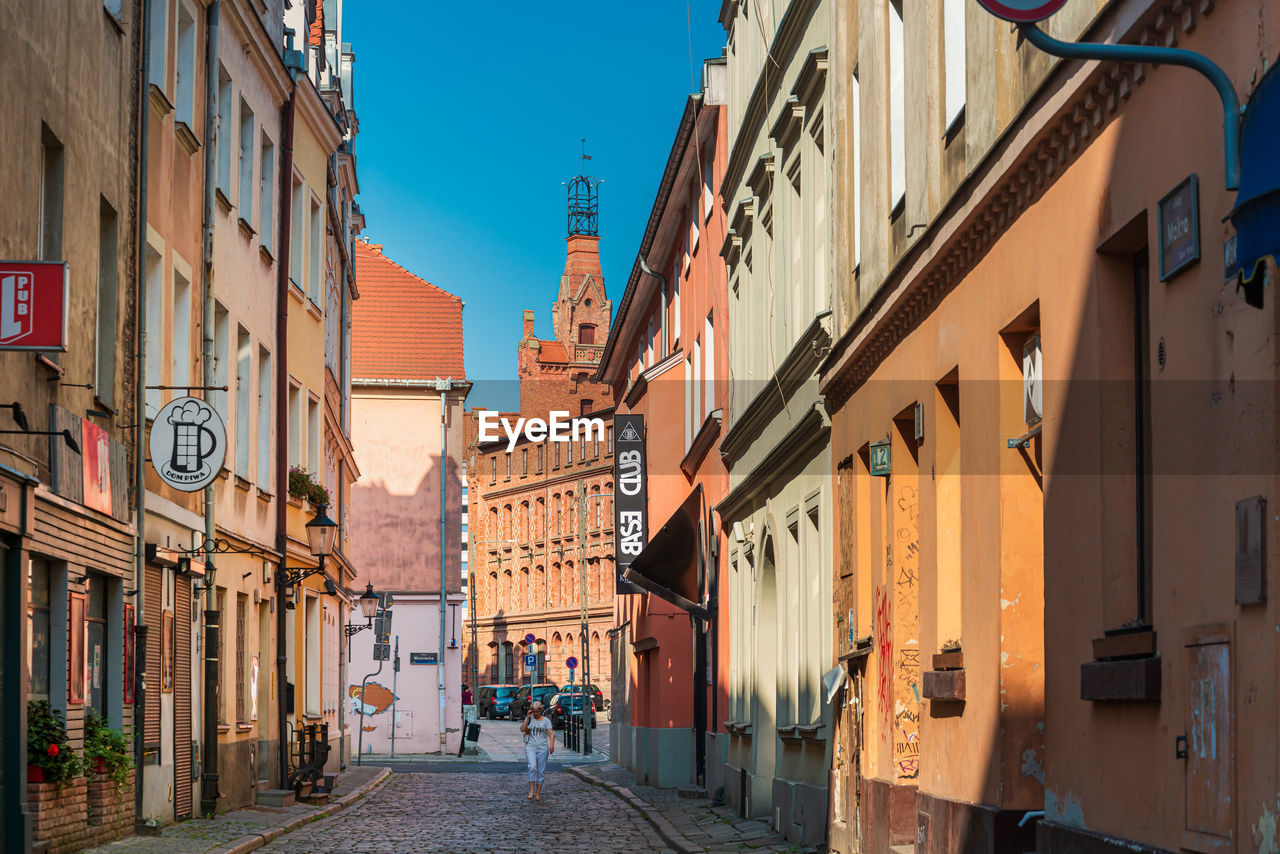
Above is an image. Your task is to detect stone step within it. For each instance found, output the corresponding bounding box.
[677,785,708,799]
[256,789,296,808]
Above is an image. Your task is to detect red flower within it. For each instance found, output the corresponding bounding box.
[46,743,58,757]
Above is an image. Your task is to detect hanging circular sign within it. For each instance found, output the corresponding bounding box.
[975,0,1068,22]
[149,396,227,492]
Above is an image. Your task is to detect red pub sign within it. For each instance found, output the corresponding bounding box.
[0,261,68,350]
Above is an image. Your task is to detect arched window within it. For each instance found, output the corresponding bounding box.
[521,501,530,540]
[535,565,546,607]
[564,561,575,605]
[578,324,596,345]
[550,563,560,606]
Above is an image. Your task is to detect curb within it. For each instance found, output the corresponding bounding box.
[567,766,702,854]
[213,767,392,854]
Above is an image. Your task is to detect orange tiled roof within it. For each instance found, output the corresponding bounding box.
[352,241,465,381]
[310,0,324,49]
[537,340,568,364]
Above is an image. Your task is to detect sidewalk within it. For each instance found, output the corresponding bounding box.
[569,763,820,854]
[80,765,390,854]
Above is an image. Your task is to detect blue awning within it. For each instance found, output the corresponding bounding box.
[1229,63,1280,305]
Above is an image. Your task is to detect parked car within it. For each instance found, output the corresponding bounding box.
[510,683,559,719]
[561,682,604,713]
[547,688,597,730]
[477,684,519,719]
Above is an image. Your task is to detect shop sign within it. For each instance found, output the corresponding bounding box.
[149,396,227,492]
[0,473,25,534]
[975,0,1068,22]
[613,413,647,594]
[869,439,891,476]
[0,261,68,350]
[409,652,438,665]
[1159,174,1201,281]
[82,420,113,516]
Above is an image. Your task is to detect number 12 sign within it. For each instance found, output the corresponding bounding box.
[976,0,1068,23]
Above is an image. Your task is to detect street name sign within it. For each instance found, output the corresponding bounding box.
[975,0,1068,22]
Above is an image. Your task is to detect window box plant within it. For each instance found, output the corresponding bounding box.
[287,466,331,509]
[27,700,82,786]
[84,709,133,787]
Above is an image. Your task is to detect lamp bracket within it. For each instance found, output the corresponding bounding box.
[277,565,328,587]
[345,623,371,638]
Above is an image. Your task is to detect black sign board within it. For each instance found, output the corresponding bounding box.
[1158,174,1200,281]
[409,652,438,665]
[613,413,647,594]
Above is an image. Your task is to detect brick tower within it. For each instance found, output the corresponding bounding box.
[517,165,612,416]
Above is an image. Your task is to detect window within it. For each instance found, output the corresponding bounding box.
[693,338,701,440]
[235,326,251,479]
[888,0,906,210]
[216,66,232,195]
[789,163,803,321]
[144,246,163,417]
[212,303,229,423]
[554,443,561,468]
[521,447,528,476]
[69,591,86,704]
[646,319,655,367]
[684,353,693,450]
[505,452,511,480]
[175,1,197,126]
[943,0,967,130]
[566,437,573,464]
[490,456,496,484]
[290,176,305,286]
[40,126,64,263]
[257,347,271,488]
[288,382,301,469]
[237,98,254,215]
[308,196,322,302]
[810,124,827,313]
[172,265,191,389]
[305,594,321,715]
[236,594,247,722]
[95,199,119,406]
[147,0,167,89]
[27,558,52,702]
[672,265,681,343]
[307,396,320,477]
[580,398,592,416]
[578,324,595,345]
[259,133,275,249]
[851,67,862,268]
[537,445,544,473]
[702,144,715,219]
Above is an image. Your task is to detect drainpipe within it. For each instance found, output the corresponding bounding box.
[275,72,298,791]
[132,0,152,827]
[638,255,667,357]
[437,381,451,751]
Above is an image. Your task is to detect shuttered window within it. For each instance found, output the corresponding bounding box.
[175,575,193,818]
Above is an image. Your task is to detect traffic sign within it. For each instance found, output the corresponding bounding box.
[524,633,536,644]
[975,0,1067,22]
[566,656,578,669]
[524,654,537,668]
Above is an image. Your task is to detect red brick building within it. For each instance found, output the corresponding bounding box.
[464,205,616,698]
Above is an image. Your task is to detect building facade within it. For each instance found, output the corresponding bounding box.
[716,0,835,844]
[465,193,616,702]
[596,59,731,793]
[347,240,468,756]
[0,1,141,848]
[820,1,1280,853]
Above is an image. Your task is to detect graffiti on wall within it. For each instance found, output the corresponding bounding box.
[875,586,892,738]
[893,481,921,781]
[349,682,397,732]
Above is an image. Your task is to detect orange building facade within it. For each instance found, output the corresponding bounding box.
[821,1,1280,853]
[597,62,731,791]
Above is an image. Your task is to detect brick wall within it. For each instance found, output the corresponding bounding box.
[29,770,135,854]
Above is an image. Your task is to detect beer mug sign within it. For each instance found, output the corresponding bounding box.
[150,397,227,492]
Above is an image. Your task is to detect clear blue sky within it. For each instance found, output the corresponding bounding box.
[345,3,727,412]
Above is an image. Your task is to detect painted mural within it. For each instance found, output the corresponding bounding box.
[349,681,397,733]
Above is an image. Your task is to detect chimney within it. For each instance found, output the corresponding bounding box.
[522,310,535,338]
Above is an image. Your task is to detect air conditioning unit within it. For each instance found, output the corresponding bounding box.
[1022,333,1042,427]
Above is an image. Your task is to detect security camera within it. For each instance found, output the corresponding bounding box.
[732,521,746,545]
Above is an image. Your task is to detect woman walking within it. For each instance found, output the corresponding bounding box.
[520,701,554,801]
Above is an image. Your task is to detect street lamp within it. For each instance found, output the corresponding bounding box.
[345,583,380,638]
[278,504,338,586]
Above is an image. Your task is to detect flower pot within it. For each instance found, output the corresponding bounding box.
[92,756,109,774]
[27,764,44,783]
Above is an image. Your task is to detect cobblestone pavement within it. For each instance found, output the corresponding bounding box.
[579,764,819,854]
[257,769,673,853]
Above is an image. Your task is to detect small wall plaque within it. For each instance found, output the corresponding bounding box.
[1158,174,1200,281]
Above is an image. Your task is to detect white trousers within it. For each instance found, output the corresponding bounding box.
[525,744,549,784]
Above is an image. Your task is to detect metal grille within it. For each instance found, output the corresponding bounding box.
[236,595,247,721]
[174,574,193,818]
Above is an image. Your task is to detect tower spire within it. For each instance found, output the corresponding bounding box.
[567,140,599,237]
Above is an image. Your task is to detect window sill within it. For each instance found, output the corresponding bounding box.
[148,83,173,118]
[217,723,231,734]
[235,475,252,492]
[35,354,64,377]
[288,279,305,303]
[257,487,273,503]
[236,723,253,733]
[259,244,275,266]
[215,187,232,213]
[1081,629,1160,702]
[922,669,966,703]
[175,121,201,156]
[92,396,117,417]
[238,217,256,241]
[306,298,323,321]
[287,495,303,508]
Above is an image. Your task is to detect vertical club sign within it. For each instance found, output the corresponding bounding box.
[613,413,647,594]
[149,397,227,492]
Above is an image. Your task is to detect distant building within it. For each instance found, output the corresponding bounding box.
[465,175,615,701]
[348,241,468,756]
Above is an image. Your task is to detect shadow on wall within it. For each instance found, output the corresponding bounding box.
[349,452,462,593]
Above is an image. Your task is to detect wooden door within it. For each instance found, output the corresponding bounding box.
[1183,625,1232,852]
